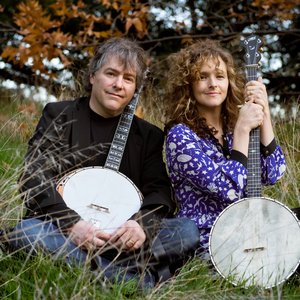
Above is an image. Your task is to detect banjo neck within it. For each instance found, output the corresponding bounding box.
[104,71,147,171]
[246,65,261,198]
[104,96,138,171]
[242,35,263,198]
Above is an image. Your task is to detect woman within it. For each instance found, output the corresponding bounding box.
[163,39,286,258]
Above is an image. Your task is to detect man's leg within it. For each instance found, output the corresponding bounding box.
[8,218,88,265]
[8,218,155,288]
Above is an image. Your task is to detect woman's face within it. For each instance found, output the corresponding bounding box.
[192,57,229,112]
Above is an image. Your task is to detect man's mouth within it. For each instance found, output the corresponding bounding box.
[106,91,123,98]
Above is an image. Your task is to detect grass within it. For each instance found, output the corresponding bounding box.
[0,92,299,299]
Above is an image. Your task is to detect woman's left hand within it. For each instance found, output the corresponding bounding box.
[244,76,275,145]
[244,77,270,120]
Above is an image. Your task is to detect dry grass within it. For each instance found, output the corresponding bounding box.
[0,92,299,299]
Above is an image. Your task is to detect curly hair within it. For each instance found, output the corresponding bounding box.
[163,39,245,137]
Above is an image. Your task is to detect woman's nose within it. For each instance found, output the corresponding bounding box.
[208,77,217,87]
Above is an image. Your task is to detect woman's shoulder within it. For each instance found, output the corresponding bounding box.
[167,123,196,137]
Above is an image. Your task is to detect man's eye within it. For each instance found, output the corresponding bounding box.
[124,77,135,83]
[106,72,115,76]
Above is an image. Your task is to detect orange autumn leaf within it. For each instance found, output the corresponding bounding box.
[132,17,144,33]
[2,0,150,79]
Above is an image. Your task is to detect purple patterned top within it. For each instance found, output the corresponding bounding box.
[165,123,286,252]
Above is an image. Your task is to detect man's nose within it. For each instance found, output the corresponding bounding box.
[113,76,123,89]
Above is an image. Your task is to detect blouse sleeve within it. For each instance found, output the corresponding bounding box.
[166,125,286,205]
[260,139,286,185]
[166,125,247,204]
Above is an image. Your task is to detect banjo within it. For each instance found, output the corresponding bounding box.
[56,78,146,234]
[209,35,300,288]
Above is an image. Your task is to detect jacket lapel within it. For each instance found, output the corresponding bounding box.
[71,98,91,152]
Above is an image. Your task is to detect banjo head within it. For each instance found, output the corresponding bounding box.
[209,197,300,288]
[57,167,143,233]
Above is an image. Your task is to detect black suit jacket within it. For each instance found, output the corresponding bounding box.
[20,97,176,232]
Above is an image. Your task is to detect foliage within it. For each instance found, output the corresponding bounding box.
[0,0,299,103]
[0,0,149,94]
[2,0,148,72]
[146,0,300,101]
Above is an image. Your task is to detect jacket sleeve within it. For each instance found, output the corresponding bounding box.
[19,102,81,230]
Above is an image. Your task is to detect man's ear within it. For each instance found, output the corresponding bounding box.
[90,74,94,85]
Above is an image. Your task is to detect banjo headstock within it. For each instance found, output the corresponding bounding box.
[241,35,263,67]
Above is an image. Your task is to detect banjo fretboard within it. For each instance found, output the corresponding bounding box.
[104,99,137,171]
[242,35,263,198]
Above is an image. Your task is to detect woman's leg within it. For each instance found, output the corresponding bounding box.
[151,217,200,263]
[150,217,200,281]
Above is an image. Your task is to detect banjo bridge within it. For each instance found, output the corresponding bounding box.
[243,246,265,253]
[88,203,110,213]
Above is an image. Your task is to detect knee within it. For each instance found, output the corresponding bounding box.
[8,218,46,250]
[179,218,200,249]
[182,218,199,234]
[163,217,200,250]
[14,218,44,237]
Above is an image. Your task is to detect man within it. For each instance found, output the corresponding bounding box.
[7,37,199,288]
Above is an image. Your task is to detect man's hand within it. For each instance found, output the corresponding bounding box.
[67,220,112,250]
[109,220,146,251]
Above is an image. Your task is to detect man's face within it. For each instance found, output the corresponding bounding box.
[89,57,137,118]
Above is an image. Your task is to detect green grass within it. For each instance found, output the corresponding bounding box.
[0,94,299,299]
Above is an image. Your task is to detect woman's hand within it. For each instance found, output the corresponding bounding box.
[244,76,270,123]
[244,76,274,146]
[109,220,146,251]
[238,100,264,132]
[233,76,274,155]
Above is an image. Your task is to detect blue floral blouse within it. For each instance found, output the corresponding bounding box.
[165,123,286,252]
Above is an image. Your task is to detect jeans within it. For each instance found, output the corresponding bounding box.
[8,217,199,288]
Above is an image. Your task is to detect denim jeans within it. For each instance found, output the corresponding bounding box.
[8,217,199,288]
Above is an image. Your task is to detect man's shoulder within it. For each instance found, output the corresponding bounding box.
[133,116,164,136]
[44,97,84,110]
[43,97,87,116]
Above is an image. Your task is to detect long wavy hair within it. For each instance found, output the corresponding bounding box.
[163,39,245,137]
